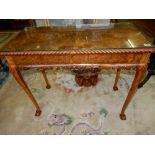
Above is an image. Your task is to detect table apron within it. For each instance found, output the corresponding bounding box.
[10,53,150,66]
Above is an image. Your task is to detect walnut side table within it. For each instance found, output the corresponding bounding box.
[0,23,154,120]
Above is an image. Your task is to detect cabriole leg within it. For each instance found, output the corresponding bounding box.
[113,68,121,91]
[120,66,146,120]
[41,69,51,89]
[6,56,41,116]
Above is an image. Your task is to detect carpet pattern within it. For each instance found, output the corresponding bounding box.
[0,69,155,135]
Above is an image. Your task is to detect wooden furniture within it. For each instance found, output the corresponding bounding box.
[0,22,154,120]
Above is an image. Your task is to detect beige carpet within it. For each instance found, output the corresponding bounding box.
[0,69,155,135]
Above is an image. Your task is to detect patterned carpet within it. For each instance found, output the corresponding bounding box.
[0,69,155,135]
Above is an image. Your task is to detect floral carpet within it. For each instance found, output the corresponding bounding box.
[0,69,155,135]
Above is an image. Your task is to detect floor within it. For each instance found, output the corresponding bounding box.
[0,69,155,135]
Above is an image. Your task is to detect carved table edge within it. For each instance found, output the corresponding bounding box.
[0,48,154,56]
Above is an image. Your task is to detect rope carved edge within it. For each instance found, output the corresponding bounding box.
[0,48,154,56]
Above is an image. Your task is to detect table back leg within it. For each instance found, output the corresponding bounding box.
[113,68,121,91]
[41,69,51,89]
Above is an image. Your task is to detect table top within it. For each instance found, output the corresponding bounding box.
[0,22,154,53]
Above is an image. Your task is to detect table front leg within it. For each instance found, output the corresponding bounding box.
[6,56,41,116]
[120,66,146,120]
